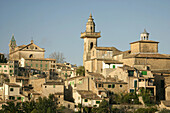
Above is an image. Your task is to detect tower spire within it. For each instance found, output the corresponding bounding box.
[9,34,17,53]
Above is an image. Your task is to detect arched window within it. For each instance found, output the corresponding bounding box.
[29,54,33,58]
[90,42,93,50]
[91,26,92,32]
[144,36,145,40]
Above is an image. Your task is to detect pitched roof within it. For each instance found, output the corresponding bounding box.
[124,53,170,59]
[25,58,56,61]
[77,90,102,100]
[130,40,159,44]
[88,72,105,78]
[43,82,64,85]
[104,60,123,64]
[6,83,20,87]
[96,47,121,52]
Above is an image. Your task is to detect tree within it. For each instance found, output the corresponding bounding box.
[96,100,109,113]
[1,102,21,113]
[49,51,65,63]
[22,101,36,113]
[76,66,85,76]
[0,53,7,63]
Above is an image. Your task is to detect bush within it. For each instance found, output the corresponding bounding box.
[159,108,170,113]
[135,107,157,113]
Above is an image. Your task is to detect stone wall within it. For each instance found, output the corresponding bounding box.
[29,78,46,93]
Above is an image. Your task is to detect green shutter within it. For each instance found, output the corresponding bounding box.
[53,85,55,88]
[134,80,137,88]
[112,84,115,88]
[113,65,115,68]
[36,64,38,67]
[96,101,100,104]
[142,71,147,75]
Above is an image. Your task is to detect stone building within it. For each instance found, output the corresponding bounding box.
[80,14,121,74]
[8,35,56,78]
[122,29,170,71]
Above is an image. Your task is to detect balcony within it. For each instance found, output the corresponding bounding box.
[80,32,101,38]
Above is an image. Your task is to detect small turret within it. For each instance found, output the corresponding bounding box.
[9,34,17,53]
[140,29,149,40]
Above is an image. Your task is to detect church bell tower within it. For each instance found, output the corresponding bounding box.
[80,13,101,66]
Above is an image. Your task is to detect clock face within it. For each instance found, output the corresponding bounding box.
[30,45,34,50]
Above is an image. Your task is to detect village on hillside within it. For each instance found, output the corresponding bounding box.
[0,14,170,113]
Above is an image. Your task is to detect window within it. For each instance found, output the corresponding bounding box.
[40,64,42,68]
[120,85,122,87]
[84,99,88,102]
[45,86,47,88]
[90,42,93,50]
[0,65,1,67]
[26,63,28,66]
[113,65,115,69]
[17,97,21,100]
[4,65,6,68]
[53,85,55,88]
[31,64,33,67]
[130,89,134,93]
[9,96,15,100]
[112,84,115,88]
[96,101,100,104]
[45,64,47,67]
[108,85,111,88]
[128,70,134,77]
[58,95,60,98]
[142,71,147,75]
[36,64,38,67]
[10,88,14,91]
[98,84,102,87]
[29,54,33,58]
[4,70,7,72]
[10,70,13,73]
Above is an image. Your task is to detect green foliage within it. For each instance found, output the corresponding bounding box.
[0,54,7,63]
[113,93,140,104]
[159,108,170,113]
[122,92,140,104]
[31,109,38,113]
[1,102,22,113]
[96,100,109,113]
[22,101,36,113]
[0,94,58,113]
[76,66,85,76]
[140,88,155,106]
[84,106,89,113]
[135,107,157,113]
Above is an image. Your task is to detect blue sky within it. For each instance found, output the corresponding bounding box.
[0,0,170,66]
